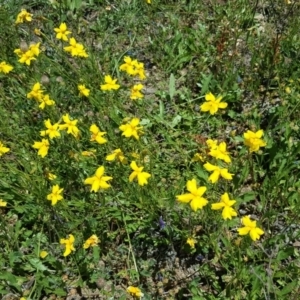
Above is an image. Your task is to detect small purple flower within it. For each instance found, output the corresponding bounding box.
[157,273,163,281]
[159,216,166,229]
[196,254,204,262]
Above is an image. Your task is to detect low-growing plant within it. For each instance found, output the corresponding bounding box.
[0,0,300,299]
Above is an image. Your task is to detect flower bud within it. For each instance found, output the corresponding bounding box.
[41,75,50,85]
[20,41,28,52]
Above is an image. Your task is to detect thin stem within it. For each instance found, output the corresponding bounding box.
[122,210,140,283]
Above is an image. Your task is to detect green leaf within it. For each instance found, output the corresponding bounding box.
[53,288,67,296]
[159,100,165,118]
[277,280,298,296]
[93,245,100,263]
[171,115,182,128]
[239,192,257,203]
[169,73,176,100]
[276,247,294,261]
[199,74,213,94]
[0,272,21,292]
[195,165,208,182]
[29,258,48,271]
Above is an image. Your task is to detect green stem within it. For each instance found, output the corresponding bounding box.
[122,210,140,283]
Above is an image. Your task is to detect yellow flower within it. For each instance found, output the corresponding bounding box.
[63,38,78,56]
[59,114,80,138]
[0,199,7,207]
[119,118,143,140]
[40,250,48,258]
[106,148,127,164]
[211,193,237,220]
[29,42,41,57]
[0,141,10,156]
[47,172,57,181]
[176,179,208,211]
[78,84,90,97]
[186,237,196,249]
[84,166,113,192]
[132,60,146,80]
[206,139,218,149]
[200,92,228,115]
[147,0,151,3]
[20,298,27,300]
[119,57,146,79]
[131,152,140,159]
[203,162,234,183]
[130,83,144,100]
[17,50,36,65]
[209,141,231,163]
[54,23,71,41]
[127,286,144,298]
[76,43,89,58]
[119,56,136,75]
[34,28,42,36]
[15,9,32,24]
[0,61,13,74]
[83,234,99,249]
[32,139,50,158]
[129,161,151,186]
[27,82,44,101]
[60,234,75,257]
[81,149,96,157]
[100,75,120,91]
[191,153,204,162]
[244,129,266,152]
[237,216,264,241]
[40,119,60,139]
[47,184,63,206]
[89,124,107,144]
[64,38,88,57]
[38,94,55,110]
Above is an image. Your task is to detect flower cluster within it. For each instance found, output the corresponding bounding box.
[53,22,88,57]
[59,233,100,257]
[207,139,231,163]
[178,116,266,241]
[119,56,146,100]
[9,7,269,279]
[119,56,146,80]
[27,82,55,109]
[32,114,80,157]
[14,42,41,66]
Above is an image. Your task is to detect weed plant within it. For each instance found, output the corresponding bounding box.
[0,0,300,299]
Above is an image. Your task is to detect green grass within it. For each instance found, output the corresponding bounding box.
[0,0,300,299]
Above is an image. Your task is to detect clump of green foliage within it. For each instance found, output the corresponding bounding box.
[0,0,300,299]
